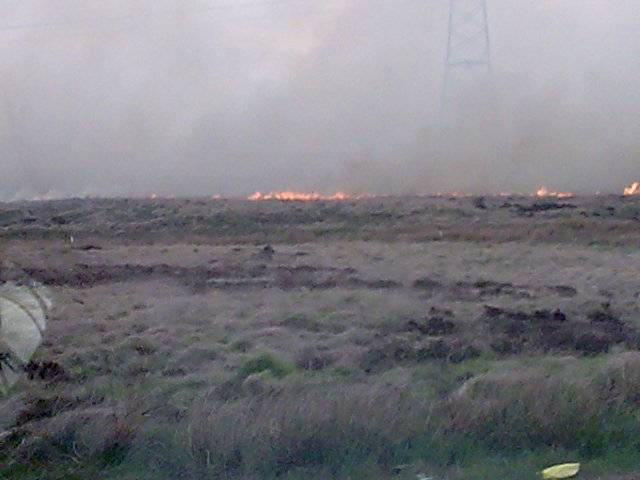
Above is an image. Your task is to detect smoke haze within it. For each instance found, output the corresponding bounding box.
[2,0,640,199]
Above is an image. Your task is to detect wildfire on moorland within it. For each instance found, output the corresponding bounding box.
[138,184,640,201]
[623,182,640,196]
[534,187,573,199]
[248,189,575,201]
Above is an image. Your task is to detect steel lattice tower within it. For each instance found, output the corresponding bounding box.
[442,0,492,111]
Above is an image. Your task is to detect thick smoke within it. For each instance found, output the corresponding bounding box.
[2,0,640,200]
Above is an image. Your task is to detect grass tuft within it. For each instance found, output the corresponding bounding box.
[238,353,295,379]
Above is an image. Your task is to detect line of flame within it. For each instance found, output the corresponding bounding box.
[535,187,573,199]
[143,183,640,201]
[248,191,365,201]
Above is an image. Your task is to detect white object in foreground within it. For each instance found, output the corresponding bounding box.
[0,282,51,394]
[541,463,581,479]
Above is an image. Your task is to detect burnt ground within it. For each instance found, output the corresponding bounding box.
[2,195,640,480]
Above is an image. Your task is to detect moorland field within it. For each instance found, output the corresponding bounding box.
[2,194,640,479]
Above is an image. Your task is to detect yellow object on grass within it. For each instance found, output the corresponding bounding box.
[541,463,580,479]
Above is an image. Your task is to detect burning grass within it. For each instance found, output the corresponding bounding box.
[623,182,640,196]
[248,191,360,201]
[535,186,574,199]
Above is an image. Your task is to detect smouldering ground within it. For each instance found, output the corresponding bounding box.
[2,195,640,479]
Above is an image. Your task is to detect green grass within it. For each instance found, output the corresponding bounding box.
[237,352,295,379]
[7,353,640,479]
[4,433,640,480]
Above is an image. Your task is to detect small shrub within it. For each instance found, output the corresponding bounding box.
[416,339,451,361]
[359,337,415,372]
[408,316,456,336]
[449,344,481,364]
[230,339,252,353]
[16,396,79,427]
[575,333,611,355]
[120,337,156,356]
[295,347,334,371]
[332,366,356,378]
[238,353,294,379]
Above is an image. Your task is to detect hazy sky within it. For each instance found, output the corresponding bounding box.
[2,0,640,199]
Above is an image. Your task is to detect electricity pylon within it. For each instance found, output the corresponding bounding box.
[442,0,492,113]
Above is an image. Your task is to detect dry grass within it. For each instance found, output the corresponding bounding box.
[3,196,640,479]
[186,379,432,477]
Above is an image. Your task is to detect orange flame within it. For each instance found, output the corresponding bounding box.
[623,182,640,196]
[535,187,573,199]
[248,191,360,201]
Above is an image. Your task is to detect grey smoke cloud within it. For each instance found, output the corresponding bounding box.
[1,0,640,200]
